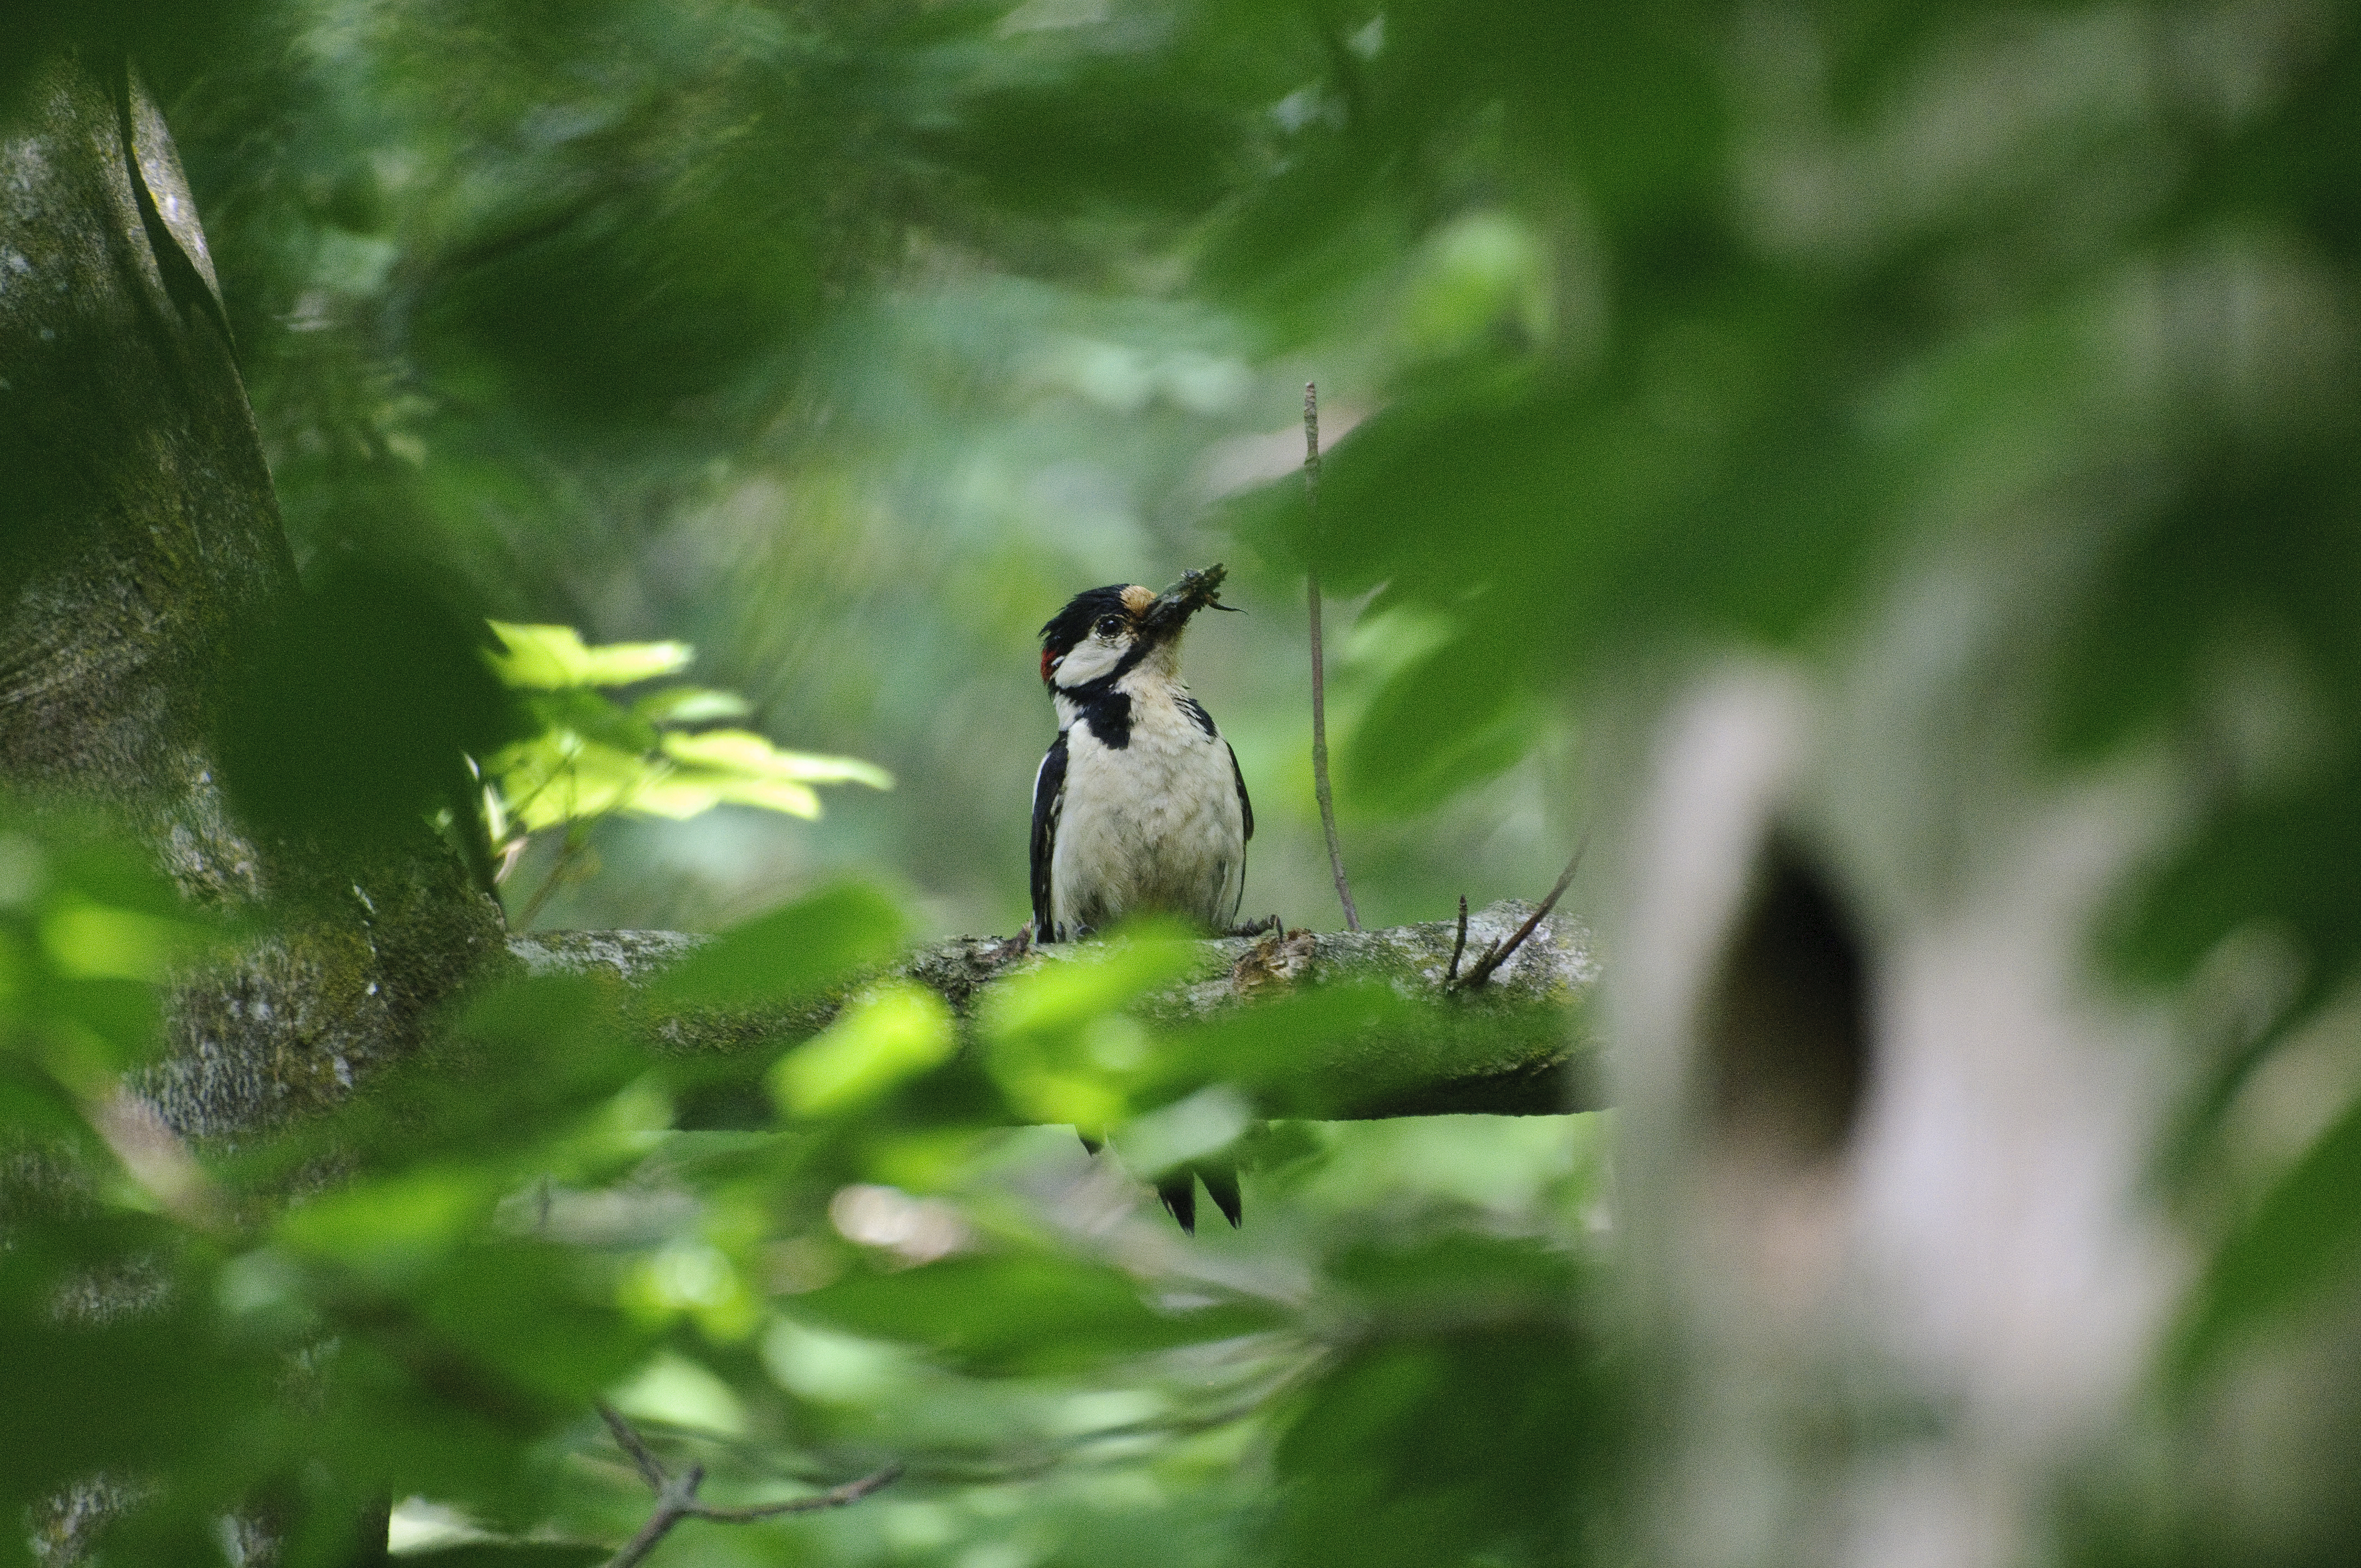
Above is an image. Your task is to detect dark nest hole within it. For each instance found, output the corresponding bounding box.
[1701,836,1872,1165]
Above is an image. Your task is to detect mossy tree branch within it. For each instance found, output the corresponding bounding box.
[507,899,1603,1121]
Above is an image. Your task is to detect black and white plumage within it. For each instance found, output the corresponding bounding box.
[1030,568,1252,945]
[1031,567,1252,1233]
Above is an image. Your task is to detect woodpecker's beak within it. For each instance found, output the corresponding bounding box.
[1137,563,1233,644]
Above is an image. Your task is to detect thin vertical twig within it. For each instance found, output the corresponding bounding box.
[1304,382,1361,933]
[1445,894,1469,985]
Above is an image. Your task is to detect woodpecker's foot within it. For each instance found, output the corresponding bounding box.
[1231,927,1316,995]
[1226,914,1281,938]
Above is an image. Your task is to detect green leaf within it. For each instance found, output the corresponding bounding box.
[646,883,907,1012]
[38,977,167,1082]
[0,1057,100,1149]
[411,1244,657,1404]
[39,900,205,983]
[1341,637,1539,816]
[978,929,1203,1126]
[2174,1090,2361,1380]
[771,981,957,1117]
[979,931,1201,1042]
[797,1254,1285,1375]
[492,734,663,830]
[486,622,693,689]
[629,771,817,820]
[274,1167,507,1282]
[633,686,753,725]
[659,729,894,789]
[520,687,662,754]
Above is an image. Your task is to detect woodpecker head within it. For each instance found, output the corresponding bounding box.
[1039,563,1232,689]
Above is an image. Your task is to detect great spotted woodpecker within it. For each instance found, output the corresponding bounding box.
[1031,564,1252,944]
[1031,564,1253,1232]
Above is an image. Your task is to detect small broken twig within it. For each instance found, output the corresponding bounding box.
[1445,894,1469,986]
[1304,382,1362,933]
[1452,835,1588,992]
[595,1403,902,1568]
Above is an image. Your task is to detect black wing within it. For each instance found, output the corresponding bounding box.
[1226,739,1253,928]
[1030,731,1068,939]
[1227,741,1253,842]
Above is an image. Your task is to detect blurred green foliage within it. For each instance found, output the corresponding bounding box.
[6,0,2361,1562]
[1,813,1607,1564]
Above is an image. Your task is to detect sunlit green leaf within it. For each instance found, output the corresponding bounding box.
[659,729,894,790]
[492,734,659,829]
[633,686,753,725]
[486,622,693,689]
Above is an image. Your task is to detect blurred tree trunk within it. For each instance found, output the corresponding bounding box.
[0,50,503,1140]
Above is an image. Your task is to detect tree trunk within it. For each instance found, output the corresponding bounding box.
[0,49,503,1141]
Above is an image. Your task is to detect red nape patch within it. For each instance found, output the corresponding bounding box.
[1040,647,1056,683]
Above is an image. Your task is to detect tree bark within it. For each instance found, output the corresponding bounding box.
[0,50,504,1142]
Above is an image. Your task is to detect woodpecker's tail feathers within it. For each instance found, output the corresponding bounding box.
[1152,1162,1241,1234]
[1155,1171,1198,1234]
[1200,1161,1243,1229]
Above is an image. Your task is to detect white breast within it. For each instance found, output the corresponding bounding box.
[1051,683,1245,934]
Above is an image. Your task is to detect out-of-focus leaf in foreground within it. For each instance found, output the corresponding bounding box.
[2172,1089,2361,1382]
[215,560,522,854]
[647,881,909,1012]
[1267,1233,1619,1568]
[772,980,958,1117]
[978,924,1201,1127]
[797,1253,1285,1377]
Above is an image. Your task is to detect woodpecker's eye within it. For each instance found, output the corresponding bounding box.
[1093,614,1126,639]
